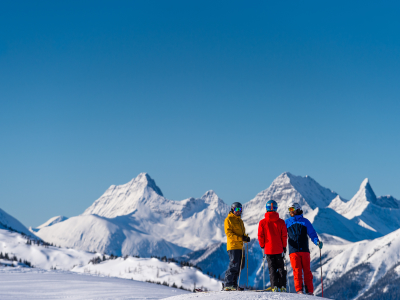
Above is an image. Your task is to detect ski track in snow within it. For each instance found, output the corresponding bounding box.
[0,267,189,300]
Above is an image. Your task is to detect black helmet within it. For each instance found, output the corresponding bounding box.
[231,202,242,212]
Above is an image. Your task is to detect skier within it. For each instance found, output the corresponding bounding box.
[223,202,250,291]
[258,200,288,292]
[285,203,323,295]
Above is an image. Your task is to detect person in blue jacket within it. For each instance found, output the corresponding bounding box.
[285,202,323,295]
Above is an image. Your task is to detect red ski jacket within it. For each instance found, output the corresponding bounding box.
[258,212,288,255]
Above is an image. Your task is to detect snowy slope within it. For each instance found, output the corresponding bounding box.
[0,228,222,292]
[306,207,381,242]
[83,173,165,218]
[328,179,400,235]
[242,173,339,238]
[165,291,323,299]
[0,208,38,239]
[37,215,68,229]
[313,227,400,299]
[30,215,68,232]
[0,268,189,300]
[35,214,191,257]
[0,228,99,270]
[35,174,230,257]
[30,171,400,299]
[72,256,222,292]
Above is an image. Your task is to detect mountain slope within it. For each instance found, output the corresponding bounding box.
[313,227,400,299]
[35,174,230,257]
[0,208,38,239]
[329,179,400,235]
[35,214,191,257]
[83,173,165,218]
[0,228,97,269]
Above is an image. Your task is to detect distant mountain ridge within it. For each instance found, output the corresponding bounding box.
[27,171,400,299]
[33,173,229,257]
[0,208,38,239]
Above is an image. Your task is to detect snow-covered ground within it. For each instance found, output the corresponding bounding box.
[72,256,222,291]
[0,267,189,299]
[0,228,221,292]
[0,229,98,270]
[164,291,322,300]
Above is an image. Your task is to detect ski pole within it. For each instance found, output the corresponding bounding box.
[285,253,290,293]
[237,244,244,290]
[262,251,265,290]
[320,248,323,297]
[246,242,248,289]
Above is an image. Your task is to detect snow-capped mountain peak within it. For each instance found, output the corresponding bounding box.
[341,178,377,219]
[360,178,377,202]
[82,173,164,218]
[134,172,164,196]
[242,172,338,238]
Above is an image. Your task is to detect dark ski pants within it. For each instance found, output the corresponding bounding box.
[266,253,287,289]
[224,249,245,287]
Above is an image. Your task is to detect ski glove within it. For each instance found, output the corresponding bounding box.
[283,247,287,254]
[243,236,250,243]
[317,241,323,249]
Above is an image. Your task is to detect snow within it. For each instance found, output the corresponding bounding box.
[34,174,229,257]
[37,216,68,229]
[242,172,338,238]
[329,178,400,235]
[0,229,98,270]
[19,171,400,298]
[313,227,400,296]
[0,228,220,292]
[164,291,323,300]
[72,256,222,292]
[0,267,189,299]
[0,208,38,239]
[394,265,400,276]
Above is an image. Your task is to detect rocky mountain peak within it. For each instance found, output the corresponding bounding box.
[358,178,377,204]
[132,173,164,196]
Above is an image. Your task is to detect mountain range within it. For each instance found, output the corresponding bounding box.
[2,171,399,299]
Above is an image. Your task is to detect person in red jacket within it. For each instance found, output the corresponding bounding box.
[258,200,288,292]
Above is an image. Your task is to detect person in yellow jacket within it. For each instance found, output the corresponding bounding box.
[224,202,250,291]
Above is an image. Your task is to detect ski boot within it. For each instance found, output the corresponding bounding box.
[297,291,304,294]
[272,287,280,292]
[223,286,236,291]
[280,287,287,292]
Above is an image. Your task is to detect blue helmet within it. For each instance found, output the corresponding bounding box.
[266,200,278,212]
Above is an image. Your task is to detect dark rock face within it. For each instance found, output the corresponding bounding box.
[321,263,373,299]
[358,262,400,300]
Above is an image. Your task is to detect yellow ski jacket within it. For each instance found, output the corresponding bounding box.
[224,212,247,251]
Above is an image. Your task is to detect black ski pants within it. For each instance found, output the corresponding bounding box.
[266,253,286,289]
[225,249,245,287]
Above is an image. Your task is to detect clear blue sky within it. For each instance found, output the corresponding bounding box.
[1,1,399,227]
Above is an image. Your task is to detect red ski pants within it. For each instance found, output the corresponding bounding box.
[290,252,313,293]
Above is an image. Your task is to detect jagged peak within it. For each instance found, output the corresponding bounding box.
[126,173,163,197]
[352,178,377,204]
[360,178,370,189]
[274,172,315,184]
[201,190,220,203]
[202,190,216,197]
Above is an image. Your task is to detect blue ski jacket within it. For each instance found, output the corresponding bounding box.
[285,215,319,254]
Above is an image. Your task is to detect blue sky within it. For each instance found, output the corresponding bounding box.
[1,1,399,227]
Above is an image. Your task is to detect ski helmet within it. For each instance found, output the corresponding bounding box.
[266,200,278,212]
[288,202,301,212]
[231,202,243,213]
